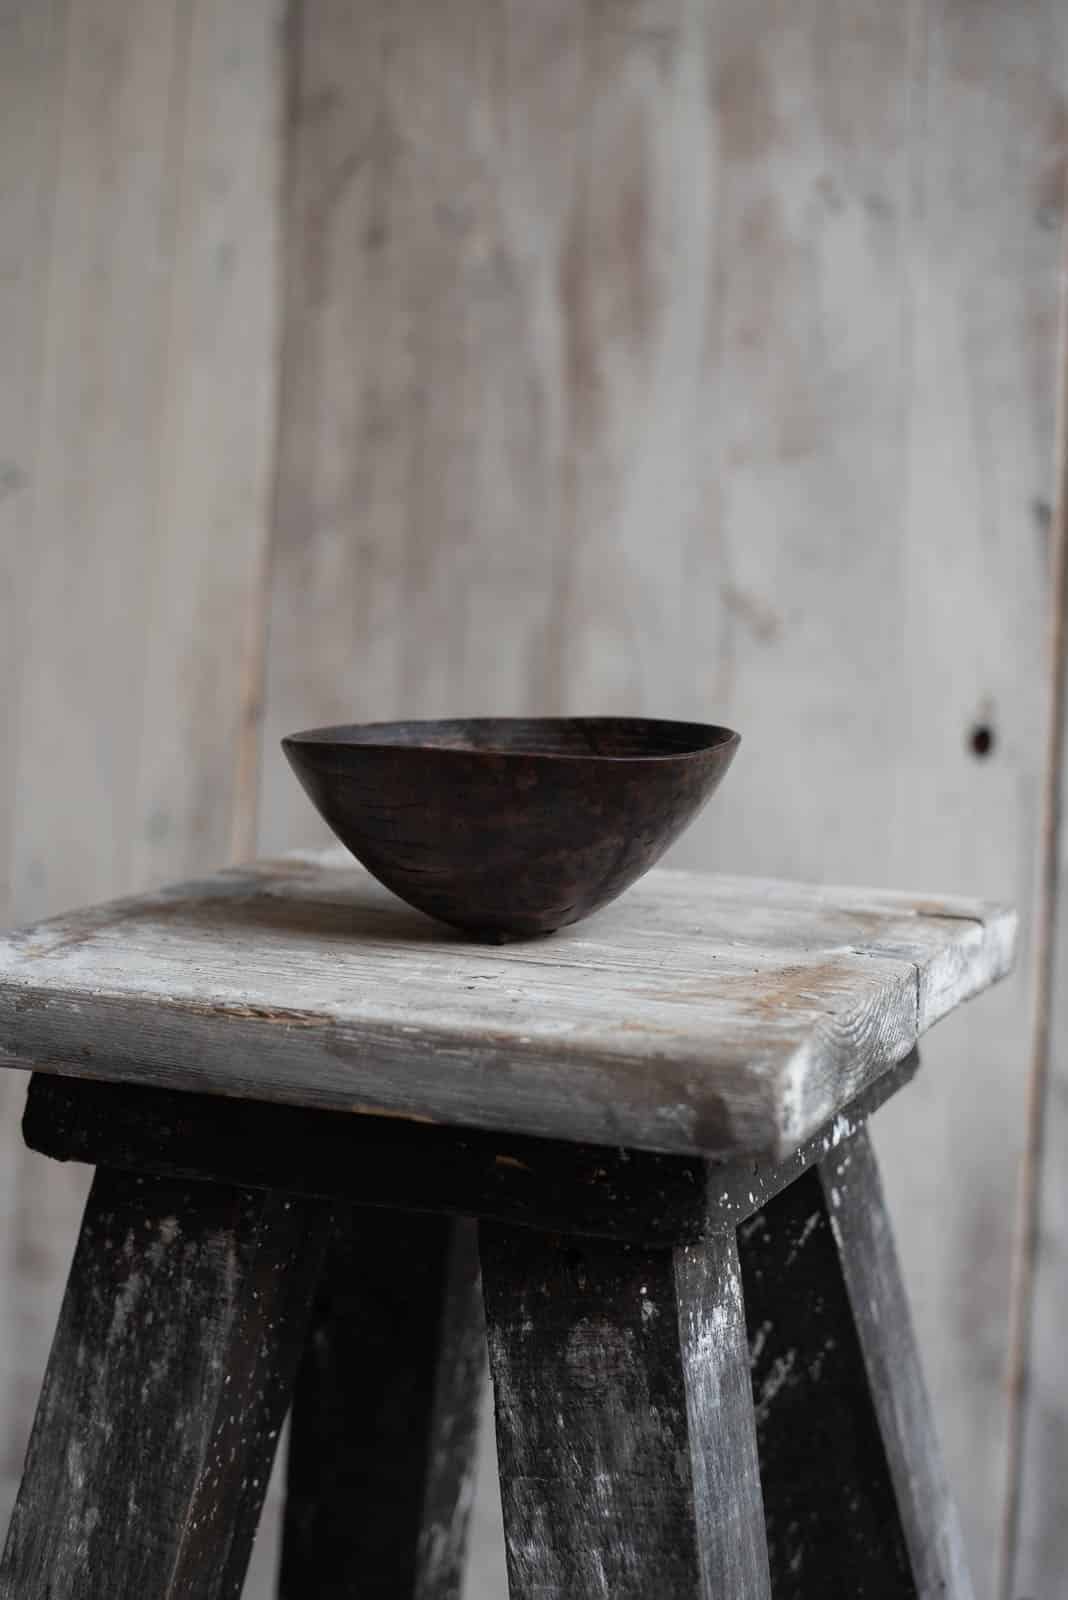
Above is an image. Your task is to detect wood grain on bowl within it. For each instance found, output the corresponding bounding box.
[282,718,740,939]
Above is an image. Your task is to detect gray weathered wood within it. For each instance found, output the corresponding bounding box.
[9,0,189,925]
[280,1209,484,1599]
[127,0,283,885]
[255,0,1061,1585]
[259,0,583,864]
[819,1130,973,1598]
[739,1134,972,1597]
[0,1168,332,1599]
[13,1053,965,1599]
[0,0,1059,1590]
[481,1221,770,1599]
[0,853,1013,1160]
[0,0,66,930]
[1012,445,1068,1600]
[876,4,1063,1579]
[999,4,1068,1590]
[0,0,73,1523]
[4,0,279,926]
[739,1168,916,1594]
[0,0,189,1532]
[0,0,282,1567]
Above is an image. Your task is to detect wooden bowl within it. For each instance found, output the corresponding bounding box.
[282,717,740,940]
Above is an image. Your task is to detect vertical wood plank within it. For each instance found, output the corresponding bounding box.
[536,0,717,716]
[876,5,1065,1585]
[1008,61,1068,1590]
[5,0,280,919]
[819,1133,973,1597]
[0,1169,332,1600]
[262,0,549,859]
[0,0,282,1574]
[0,0,72,1529]
[129,0,283,884]
[0,0,68,927]
[8,0,190,924]
[3,7,198,1497]
[739,1134,973,1597]
[1015,899,1068,1600]
[259,0,720,853]
[481,1222,770,1600]
[738,1171,917,1594]
[674,1233,772,1598]
[682,0,917,881]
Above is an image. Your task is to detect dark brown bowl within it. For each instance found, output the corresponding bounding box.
[282,717,740,940]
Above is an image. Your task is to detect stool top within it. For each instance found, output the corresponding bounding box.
[0,852,1014,1159]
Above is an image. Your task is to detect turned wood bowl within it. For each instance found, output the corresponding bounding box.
[282,717,740,940]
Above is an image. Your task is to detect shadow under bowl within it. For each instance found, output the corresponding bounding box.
[282,717,740,940]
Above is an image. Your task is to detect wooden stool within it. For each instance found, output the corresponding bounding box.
[0,853,1013,1598]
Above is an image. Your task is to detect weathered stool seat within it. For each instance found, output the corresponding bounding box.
[0,851,1014,1597]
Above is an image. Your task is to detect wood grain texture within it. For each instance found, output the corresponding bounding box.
[740,1139,972,1598]
[874,4,1064,1582]
[9,0,188,926]
[0,0,282,1568]
[0,1167,332,1599]
[4,0,279,924]
[481,1221,770,1599]
[127,0,282,886]
[0,0,67,928]
[0,853,1013,1159]
[281,717,739,939]
[740,1169,915,1595]
[681,0,1058,1567]
[256,2,1055,1580]
[0,0,74,1521]
[0,0,185,1529]
[0,0,1053,1590]
[260,0,585,860]
[281,1210,484,1599]
[681,0,917,883]
[1002,10,1068,1591]
[820,1131,973,1598]
[1013,683,1068,1579]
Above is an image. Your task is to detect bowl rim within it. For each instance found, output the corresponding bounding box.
[282,716,741,765]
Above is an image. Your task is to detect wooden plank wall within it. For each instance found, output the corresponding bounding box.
[1,1,1065,1595]
[0,0,282,1580]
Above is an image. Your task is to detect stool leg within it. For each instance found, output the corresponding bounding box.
[480,1222,771,1600]
[0,1167,332,1600]
[739,1128,974,1599]
[279,1209,485,1599]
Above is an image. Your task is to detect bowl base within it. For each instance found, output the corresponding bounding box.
[451,921,560,945]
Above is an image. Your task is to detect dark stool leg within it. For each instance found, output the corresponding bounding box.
[0,1167,332,1600]
[480,1222,771,1600]
[739,1127,973,1599]
[280,1209,485,1599]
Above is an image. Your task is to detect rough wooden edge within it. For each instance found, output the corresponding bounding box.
[22,1052,918,1244]
[0,862,1015,1160]
[774,902,1016,1158]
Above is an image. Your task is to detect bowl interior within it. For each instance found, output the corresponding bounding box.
[283,716,738,761]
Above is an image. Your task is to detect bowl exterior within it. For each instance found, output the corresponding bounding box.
[283,731,737,938]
